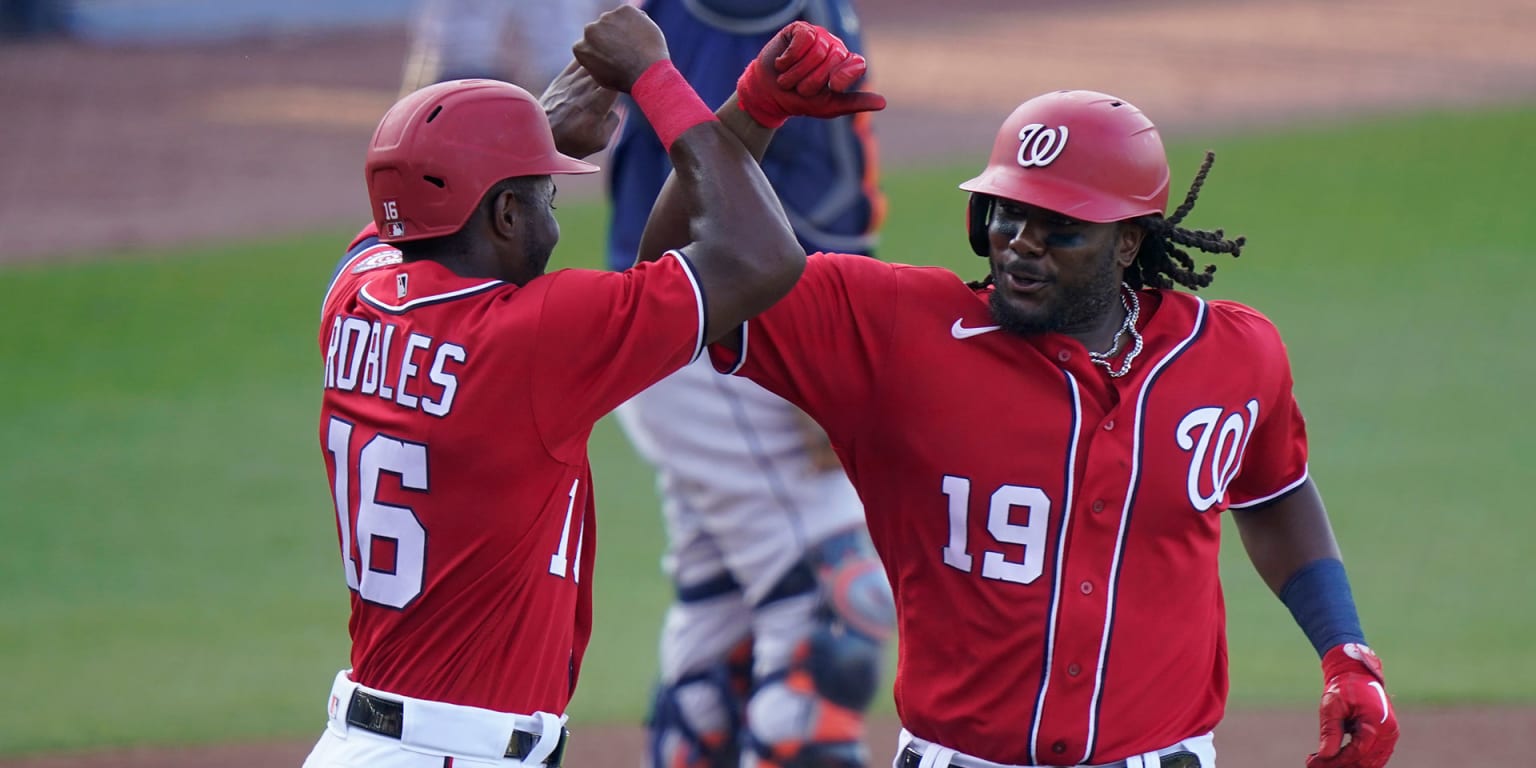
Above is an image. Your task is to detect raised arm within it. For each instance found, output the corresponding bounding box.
[575,6,804,344]
[637,21,886,268]
[539,59,622,160]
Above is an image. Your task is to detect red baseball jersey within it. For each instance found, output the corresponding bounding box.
[711,254,1309,764]
[318,227,705,715]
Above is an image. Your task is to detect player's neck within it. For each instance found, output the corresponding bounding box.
[427,247,529,284]
[431,253,496,280]
[1066,300,1129,356]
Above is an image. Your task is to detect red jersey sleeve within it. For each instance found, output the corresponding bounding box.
[531,252,705,445]
[1217,301,1311,508]
[708,252,898,433]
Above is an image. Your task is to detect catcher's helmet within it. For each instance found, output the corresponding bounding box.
[365,79,599,244]
[960,90,1169,257]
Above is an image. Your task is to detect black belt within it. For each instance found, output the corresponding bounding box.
[346,688,569,766]
[898,746,1199,768]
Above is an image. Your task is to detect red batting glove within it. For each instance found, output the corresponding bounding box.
[736,20,886,129]
[1306,643,1400,768]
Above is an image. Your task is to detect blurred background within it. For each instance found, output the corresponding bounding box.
[2,1,1534,766]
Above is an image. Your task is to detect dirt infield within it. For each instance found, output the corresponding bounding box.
[2,0,1535,765]
[6,710,1536,768]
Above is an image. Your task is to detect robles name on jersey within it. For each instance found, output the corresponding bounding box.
[322,315,465,417]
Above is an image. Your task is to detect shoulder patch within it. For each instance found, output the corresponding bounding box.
[351,246,402,274]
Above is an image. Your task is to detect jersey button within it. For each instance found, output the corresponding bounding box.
[1080,581,1094,595]
[1067,663,1081,677]
[1051,741,1067,755]
[1057,350,1071,362]
[1103,419,1116,431]
[1091,500,1105,513]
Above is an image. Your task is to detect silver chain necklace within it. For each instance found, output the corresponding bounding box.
[1089,283,1143,378]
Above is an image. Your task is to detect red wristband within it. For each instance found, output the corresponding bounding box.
[631,60,717,153]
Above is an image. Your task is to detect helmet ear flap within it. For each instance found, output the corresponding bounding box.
[967,193,994,257]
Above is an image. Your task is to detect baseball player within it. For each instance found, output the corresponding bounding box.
[603,4,894,768]
[301,8,878,767]
[637,37,1402,768]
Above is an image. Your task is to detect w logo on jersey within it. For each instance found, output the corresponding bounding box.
[1175,400,1260,512]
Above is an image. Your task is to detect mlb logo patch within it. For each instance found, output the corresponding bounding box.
[387,221,406,238]
[328,695,339,718]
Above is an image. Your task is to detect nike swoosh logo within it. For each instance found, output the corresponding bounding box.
[951,319,1002,339]
[1367,681,1390,723]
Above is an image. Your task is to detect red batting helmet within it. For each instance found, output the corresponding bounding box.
[366,79,599,244]
[960,90,1169,256]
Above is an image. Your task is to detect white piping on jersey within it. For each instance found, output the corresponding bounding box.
[572,478,586,584]
[724,321,750,375]
[1081,298,1208,763]
[1227,464,1311,509]
[359,279,503,313]
[667,250,707,364]
[1028,371,1084,765]
[321,243,395,319]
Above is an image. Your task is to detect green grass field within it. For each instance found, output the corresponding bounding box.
[3,105,1533,755]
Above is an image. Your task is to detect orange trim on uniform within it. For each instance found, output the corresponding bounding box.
[812,700,865,742]
[851,109,886,236]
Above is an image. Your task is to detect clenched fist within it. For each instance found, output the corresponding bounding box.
[736,20,886,128]
[1306,643,1399,768]
[573,5,669,93]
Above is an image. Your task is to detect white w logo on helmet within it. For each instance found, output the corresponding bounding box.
[1016,123,1069,168]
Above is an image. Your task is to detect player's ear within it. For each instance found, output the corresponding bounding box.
[1114,220,1146,268]
[489,189,519,240]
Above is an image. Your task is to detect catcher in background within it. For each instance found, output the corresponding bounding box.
[636,26,1402,768]
[606,3,895,768]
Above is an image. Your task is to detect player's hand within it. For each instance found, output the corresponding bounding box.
[572,5,668,93]
[541,59,622,159]
[1306,643,1399,768]
[736,21,886,129]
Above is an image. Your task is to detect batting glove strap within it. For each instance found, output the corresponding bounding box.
[1321,642,1385,684]
[736,57,792,129]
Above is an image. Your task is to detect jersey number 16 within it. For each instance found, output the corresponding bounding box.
[324,417,585,609]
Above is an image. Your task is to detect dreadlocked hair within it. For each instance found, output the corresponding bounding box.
[1125,151,1245,291]
[965,151,1246,292]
